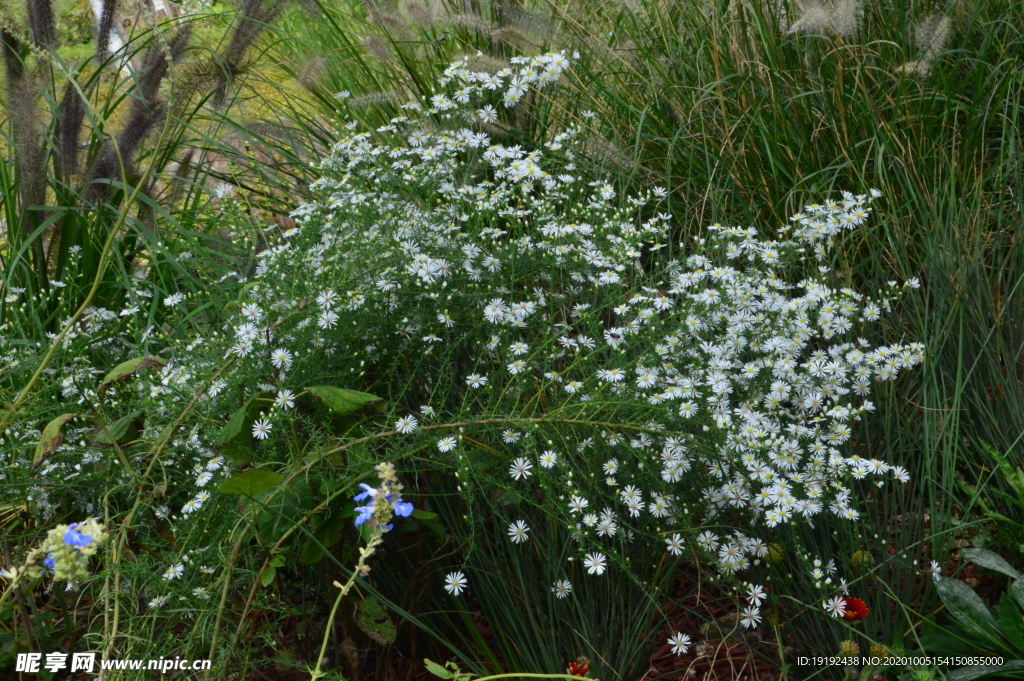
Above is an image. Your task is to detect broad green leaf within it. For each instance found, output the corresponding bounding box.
[218,398,259,443]
[948,660,1024,681]
[1013,579,1024,611]
[261,565,276,587]
[94,411,144,446]
[934,576,1000,643]
[218,470,284,497]
[354,596,396,645]
[305,386,383,415]
[423,659,453,679]
[98,357,167,396]
[996,593,1024,654]
[216,395,265,466]
[963,548,1023,580]
[269,556,285,569]
[412,509,438,520]
[33,414,79,467]
[917,620,980,657]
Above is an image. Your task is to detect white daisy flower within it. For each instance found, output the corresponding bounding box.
[665,534,685,556]
[395,416,419,434]
[444,571,468,596]
[667,632,691,656]
[551,579,572,599]
[275,390,296,410]
[583,552,606,575]
[567,495,589,514]
[163,563,184,580]
[507,520,529,544]
[824,596,847,618]
[252,419,273,440]
[740,606,761,629]
[270,348,293,370]
[509,457,533,480]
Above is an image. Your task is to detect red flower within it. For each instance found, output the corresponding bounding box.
[567,660,590,678]
[842,597,869,622]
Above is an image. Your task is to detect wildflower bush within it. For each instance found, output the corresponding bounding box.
[0,48,928,678]
[255,47,924,617]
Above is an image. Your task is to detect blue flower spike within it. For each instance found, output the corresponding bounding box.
[63,523,93,548]
[350,470,413,531]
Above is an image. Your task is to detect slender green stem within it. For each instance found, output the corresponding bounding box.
[310,539,382,681]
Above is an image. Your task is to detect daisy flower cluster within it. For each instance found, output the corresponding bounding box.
[232,45,922,577]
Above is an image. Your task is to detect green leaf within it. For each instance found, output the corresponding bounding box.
[98,357,167,396]
[1012,579,1024,611]
[305,386,383,415]
[260,565,277,587]
[218,399,257,444]
[355,596,396,645]
[996,593,1024,654]
[218,470,284,497]
[411,509,437,520]
[934,576,1000,643]
[94,411,145,446]
[423,659,453,679]
[33,414,79,468]
[216,395,266,467]
[948,660,1024,681]
[963,548,1023,580]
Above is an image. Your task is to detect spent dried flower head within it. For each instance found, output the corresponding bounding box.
[897,14,950,78]
[786,0,862,37]
[399,0,434,28]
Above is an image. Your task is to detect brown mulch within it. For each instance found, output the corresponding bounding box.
[639,565,782,681]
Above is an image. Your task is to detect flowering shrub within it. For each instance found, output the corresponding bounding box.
[0,48,924,672]
[245,49,924,618]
